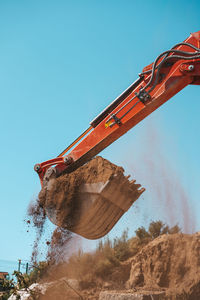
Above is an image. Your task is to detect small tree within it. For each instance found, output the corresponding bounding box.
[113,229,130,261]
[135,226,150,241]
[148,220,181,239]
[168,224,181,234]
[148,221,167,239]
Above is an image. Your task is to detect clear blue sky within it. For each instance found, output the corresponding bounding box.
[0,0,200,262]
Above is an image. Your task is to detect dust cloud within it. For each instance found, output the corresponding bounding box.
[123,120,196,233]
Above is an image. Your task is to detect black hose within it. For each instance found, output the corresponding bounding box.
[148,54,200,93]
[144,49,200,90]
[172,42,200,52]
[140,42,200,76]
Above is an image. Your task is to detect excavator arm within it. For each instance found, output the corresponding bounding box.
[35,31,200,185]
[34,32,200,239]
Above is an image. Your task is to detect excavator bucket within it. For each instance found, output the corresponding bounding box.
[40,156,144,239]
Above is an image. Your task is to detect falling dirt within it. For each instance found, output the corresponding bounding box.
[46,227,73,264]
[26,199,77,264]
[27,200,47,262]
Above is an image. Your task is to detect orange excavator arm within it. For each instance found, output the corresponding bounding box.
[35,31,200,185]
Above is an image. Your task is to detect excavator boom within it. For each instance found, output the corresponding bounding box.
[34,31,200,239]
[35,31,200,183]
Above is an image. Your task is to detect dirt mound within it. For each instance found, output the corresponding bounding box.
[127,232,200,299]
[39,156,144,239]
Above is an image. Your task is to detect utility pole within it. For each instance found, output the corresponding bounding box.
[18,259,21,272]
[26,263,29,274]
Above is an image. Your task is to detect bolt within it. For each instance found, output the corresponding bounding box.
[188,65,194,71]
[34,164,41,172]
[64,156,73,165]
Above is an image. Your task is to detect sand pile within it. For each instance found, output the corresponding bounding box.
[38,156,144,239]
[127,232,200,299]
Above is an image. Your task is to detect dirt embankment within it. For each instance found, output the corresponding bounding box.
[127,232,200,299]
[19,232,200,300]
[44,232,200,299]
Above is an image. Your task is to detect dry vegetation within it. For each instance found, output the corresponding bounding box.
[71,221,179,280]
[42,220,181,289]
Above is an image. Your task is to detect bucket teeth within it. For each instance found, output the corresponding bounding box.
[138,187,145,194]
